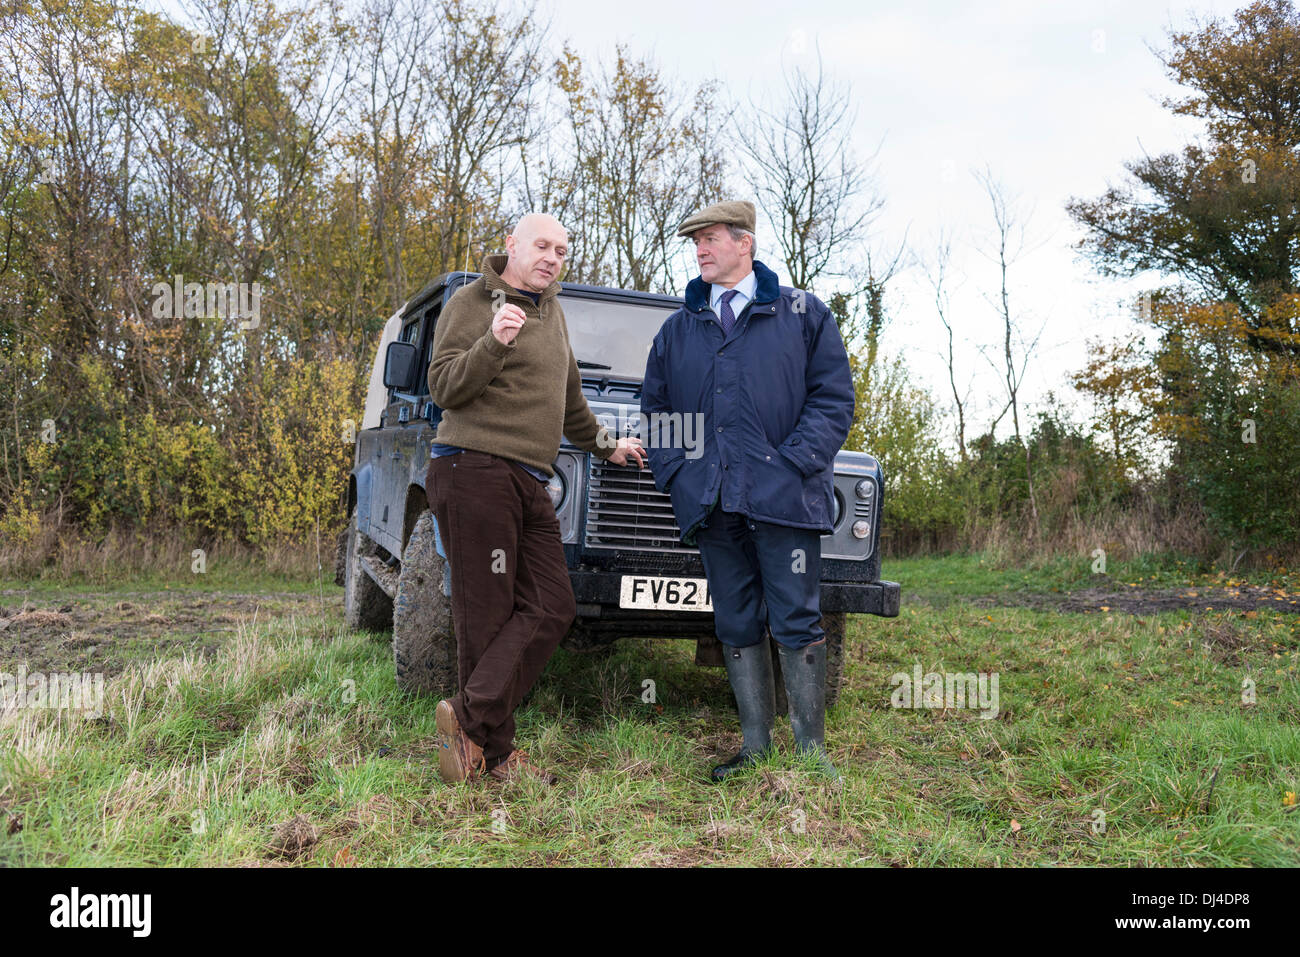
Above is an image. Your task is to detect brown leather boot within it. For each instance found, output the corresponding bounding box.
[436,700,485,783]
[486,749,558,786]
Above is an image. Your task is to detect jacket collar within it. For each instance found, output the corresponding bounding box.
[684,259,780,314]
[479,253,561,305]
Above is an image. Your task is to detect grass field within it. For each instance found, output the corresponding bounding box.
[1,553,1297,866]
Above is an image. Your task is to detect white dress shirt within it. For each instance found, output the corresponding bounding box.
[709,270,757,326]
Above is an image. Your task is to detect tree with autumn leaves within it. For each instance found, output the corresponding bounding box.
[1068,0,1300,552]
[0,0,872,554]
[0,0,732,550]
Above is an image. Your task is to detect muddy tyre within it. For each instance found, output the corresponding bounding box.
[343,511,393,633]
[334,526,348,587]
[771,611,846,715]
[392,511,457,696]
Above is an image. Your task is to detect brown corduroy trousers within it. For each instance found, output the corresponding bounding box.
[424,451,575,761]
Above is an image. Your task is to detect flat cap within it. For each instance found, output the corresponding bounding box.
[676,200,756,238]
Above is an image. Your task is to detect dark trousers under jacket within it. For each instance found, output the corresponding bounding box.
[694,508,824,651]
[424,452,575,761]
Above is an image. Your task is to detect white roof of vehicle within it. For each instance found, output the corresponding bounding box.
[362,307,405,430]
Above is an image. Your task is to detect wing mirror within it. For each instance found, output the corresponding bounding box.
[383,341,419,392]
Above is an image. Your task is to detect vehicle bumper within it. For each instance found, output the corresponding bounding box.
[568,570,901,618]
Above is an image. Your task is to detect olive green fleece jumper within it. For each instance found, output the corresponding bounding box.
[426,254,615,476]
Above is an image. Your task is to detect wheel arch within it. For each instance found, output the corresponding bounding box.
[402,481,430,556]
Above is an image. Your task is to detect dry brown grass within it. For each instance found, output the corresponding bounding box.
[0,609,72,629]
[967,505,1218,567]
[885,476,1300,572]
[0,511,330,582]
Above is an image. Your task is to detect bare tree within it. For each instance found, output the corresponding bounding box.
[353,0,437,313]
[527,45,729,292]
[827,238,908,367]
[973,166,1047,533]
[425,0,548,271]
[520,45,612,285]
[174,0,357,441]
[738,51,883,292]
[330,0,545,338]
[919,228,970,462]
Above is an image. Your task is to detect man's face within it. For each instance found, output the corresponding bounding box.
[692,223,750,286]
[505,218,568,292]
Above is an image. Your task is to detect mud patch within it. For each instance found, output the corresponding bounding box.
[0,591,338,677]
[267,814,320,862]
[968,584,1299,616]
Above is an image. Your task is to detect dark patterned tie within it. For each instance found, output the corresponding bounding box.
[718,289,740,337]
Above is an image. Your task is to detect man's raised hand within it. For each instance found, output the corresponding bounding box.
[491,302,527,346]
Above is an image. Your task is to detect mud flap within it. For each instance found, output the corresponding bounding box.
[695,633,725,667]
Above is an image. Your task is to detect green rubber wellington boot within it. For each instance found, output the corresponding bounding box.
[711,640,776,782]
[778,639,840,781]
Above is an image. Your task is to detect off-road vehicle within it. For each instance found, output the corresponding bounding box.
[337,271,900,708]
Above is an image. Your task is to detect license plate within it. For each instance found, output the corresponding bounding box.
[619,575,713,612]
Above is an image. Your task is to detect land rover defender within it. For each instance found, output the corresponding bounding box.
[337,271,900,707]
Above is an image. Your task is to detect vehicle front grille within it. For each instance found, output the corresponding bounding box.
[585,459,697,553]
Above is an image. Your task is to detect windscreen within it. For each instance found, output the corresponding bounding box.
[559,295,679,380]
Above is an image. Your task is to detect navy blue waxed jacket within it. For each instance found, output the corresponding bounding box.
[640,260,855,545]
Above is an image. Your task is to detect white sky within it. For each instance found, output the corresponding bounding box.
[549,0,1239,439]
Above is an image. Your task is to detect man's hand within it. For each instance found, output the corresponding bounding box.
[606,435,646,468]
[491,303,527,346]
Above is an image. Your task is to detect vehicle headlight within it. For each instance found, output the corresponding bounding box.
[832,489,843,527]
[545,470,566,510]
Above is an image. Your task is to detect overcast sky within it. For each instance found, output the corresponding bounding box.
[549,0,1243,438]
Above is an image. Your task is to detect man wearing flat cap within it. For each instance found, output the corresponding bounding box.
[641,200,854,781]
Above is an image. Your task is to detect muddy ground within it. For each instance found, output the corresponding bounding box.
[967,583,1300,617]
[1,580,1295,681]
[0,590,338,677]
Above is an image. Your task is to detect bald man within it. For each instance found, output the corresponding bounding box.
[425,214,644,786]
